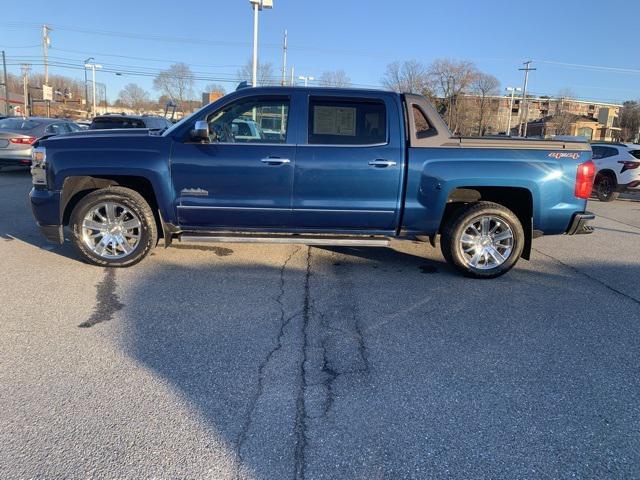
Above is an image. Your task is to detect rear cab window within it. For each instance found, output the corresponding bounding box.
[308,97,386,145]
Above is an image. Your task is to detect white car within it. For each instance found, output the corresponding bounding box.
[591,143,640,201]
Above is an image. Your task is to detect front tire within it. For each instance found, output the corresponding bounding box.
[441,202,525,279]
[69,187,157,267]
[595,173,619,202]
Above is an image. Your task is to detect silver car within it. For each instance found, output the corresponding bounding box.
[0,117,81,169]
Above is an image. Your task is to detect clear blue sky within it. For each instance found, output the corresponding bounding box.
[1,0,638,104]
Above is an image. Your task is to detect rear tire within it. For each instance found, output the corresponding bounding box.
[69,186,157,267]
[441,202,524,279]
[595,173,619,202]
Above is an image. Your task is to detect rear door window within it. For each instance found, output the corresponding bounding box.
[308,97,386,145]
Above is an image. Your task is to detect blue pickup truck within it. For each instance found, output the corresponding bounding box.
[29,86,595,278]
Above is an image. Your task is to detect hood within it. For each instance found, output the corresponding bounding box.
[34,128,159,147]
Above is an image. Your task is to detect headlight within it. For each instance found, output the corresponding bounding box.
[31,147,47,187]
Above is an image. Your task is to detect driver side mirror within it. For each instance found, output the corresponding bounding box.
[191,120,210,142]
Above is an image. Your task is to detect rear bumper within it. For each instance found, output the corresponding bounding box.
[566,212,595,235]
[0,157,31,167]
[0,148,32,166]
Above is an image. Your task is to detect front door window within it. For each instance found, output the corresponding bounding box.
[208,97,289,144]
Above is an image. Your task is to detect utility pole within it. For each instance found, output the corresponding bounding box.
[290,66,295,86]
[42,25,52,117]
[2,51,9,116]
[21,64,31,117]
[517,60,536,137]
[281,29,288,86]
[42,25,52,85]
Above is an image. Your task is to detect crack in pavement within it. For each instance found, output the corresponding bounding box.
[235,246,301,480]
[78,268,123,328]
[294,246,312,480]
[534,248,640,306]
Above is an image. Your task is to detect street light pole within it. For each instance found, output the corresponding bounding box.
[84,57,93,116]
[249,0,273,87]
[298,75,314,86]
[505,87,521,135]
[84,60,102,117]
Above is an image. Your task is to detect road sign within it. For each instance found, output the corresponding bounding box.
[42,85,53,101]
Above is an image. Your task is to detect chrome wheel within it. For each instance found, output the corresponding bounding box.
[458,215,514,270]
[81,202,141,259]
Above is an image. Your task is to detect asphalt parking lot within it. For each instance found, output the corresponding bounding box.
[1,169,639,479]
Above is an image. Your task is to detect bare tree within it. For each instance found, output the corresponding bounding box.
[237,59,275,86]
[319,70,351,88]
[117,83,150,113]
[153,63,195,113]
[427,58,478,134]
[381,60,431,95]
[471,72,500,135]
[620,100,640,142]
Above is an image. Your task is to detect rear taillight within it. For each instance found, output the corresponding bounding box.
[618,160,640,173]
[9,136,36,145]
[575,160,596,199]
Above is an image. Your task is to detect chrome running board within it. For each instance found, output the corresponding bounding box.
[179,234,390,247]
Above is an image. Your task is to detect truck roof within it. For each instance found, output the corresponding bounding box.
[236,85,397,97]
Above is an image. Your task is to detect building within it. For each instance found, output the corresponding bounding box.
[500,95,621,140]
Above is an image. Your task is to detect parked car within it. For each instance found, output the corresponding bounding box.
[591,142,640,201]
[0,117,81,169]
[29,86,595,278]
[89,114,173,132]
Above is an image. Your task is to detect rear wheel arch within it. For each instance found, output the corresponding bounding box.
[440,186,534,260]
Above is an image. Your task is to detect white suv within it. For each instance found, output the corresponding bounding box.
[591,143,640,201]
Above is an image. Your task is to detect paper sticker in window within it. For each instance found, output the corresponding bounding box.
[313,106,356,136]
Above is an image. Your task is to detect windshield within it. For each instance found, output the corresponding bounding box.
[0,118,41,130]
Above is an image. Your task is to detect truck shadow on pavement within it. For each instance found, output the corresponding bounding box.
[109,246,640,479]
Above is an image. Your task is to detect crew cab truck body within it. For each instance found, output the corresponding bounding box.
[29,86,595,278]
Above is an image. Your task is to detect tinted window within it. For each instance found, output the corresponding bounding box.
[0,118,41,130]
[592,146,618,159]
[308,98,386,145]
[90,117,146,129]
[207,97,289,144]
[630,150,640,160]
[412,105,432,138]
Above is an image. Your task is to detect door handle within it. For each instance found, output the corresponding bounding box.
[368,159,397,168]
[260,157,291,165]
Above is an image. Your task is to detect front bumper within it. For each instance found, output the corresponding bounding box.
[37,223,64,244]
[566,212,595,235]
[30,187,64,244]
